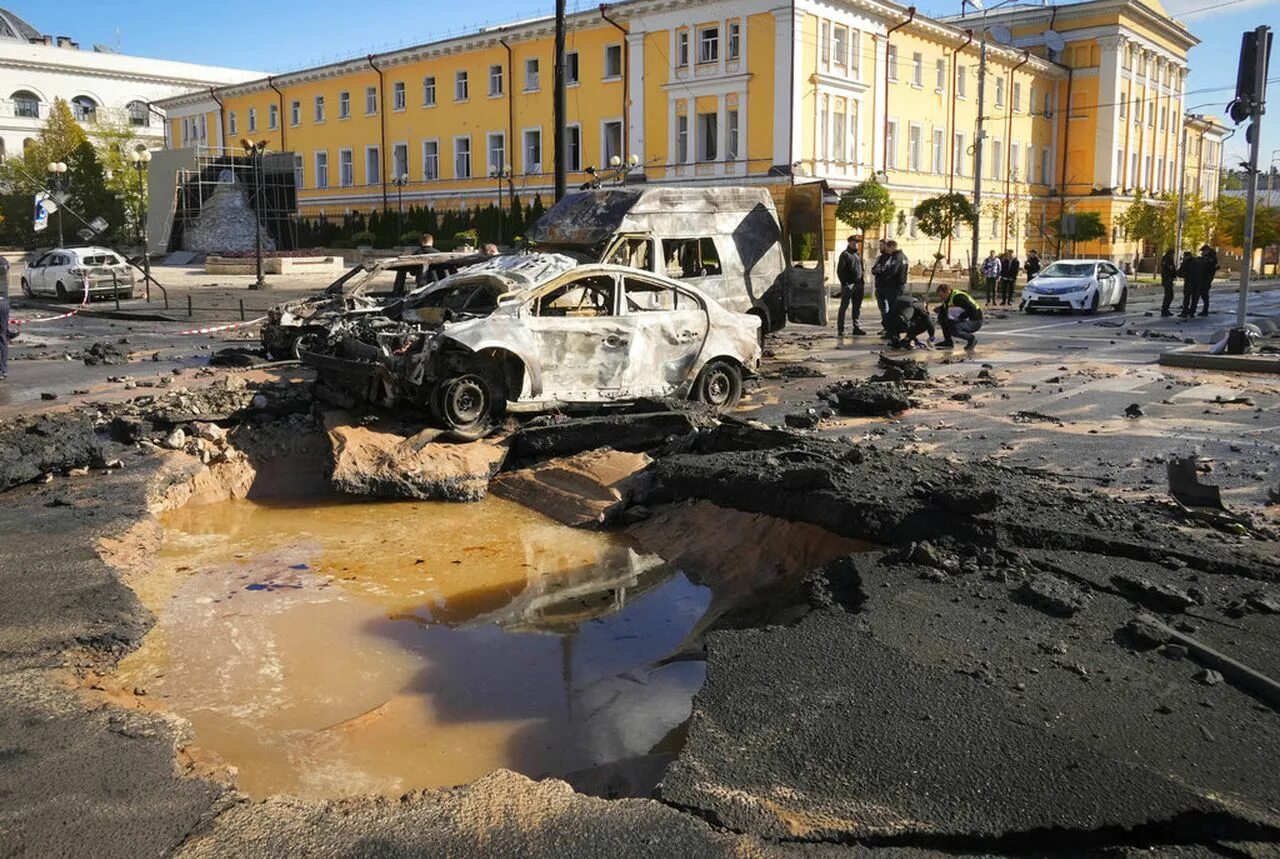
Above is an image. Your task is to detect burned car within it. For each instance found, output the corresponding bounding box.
[301,253,761,439]
[261,251,485,359]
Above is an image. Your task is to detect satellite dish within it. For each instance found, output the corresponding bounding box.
[990,24,1013,45]
[1044,29,1066,55]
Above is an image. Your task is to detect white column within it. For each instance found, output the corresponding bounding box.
[1095,34,1124,191]
[870,35,886,174]
[627,31,646,172]
[771,6,803,171]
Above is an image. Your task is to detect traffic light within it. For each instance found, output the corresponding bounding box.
[1229,28,1272,124]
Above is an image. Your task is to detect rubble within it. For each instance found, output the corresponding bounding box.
[823,380,912,417]
[491,448,652,527]
[510,409,712,460]
[1018,572,1092,616]
[0,413,103,491]
[82,341,128,366]
[871,353,929,383]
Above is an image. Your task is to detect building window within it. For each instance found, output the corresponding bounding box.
[294,154,304,190]
[339,91,350,119]
[12,90,39,118]
[423,76,436,106]
[676,113,689,163]
[604,119,623,165]
[936,59,946,91]
[850,31,862,74]
[487,132,505,174]
[290,100,300,126]
[423,140,439,180]
[833,26,848,67]
[454,71,469,102]
[993,139,1003,180]
[339,149,353,187]
[393,82,406,111]
[819,96,828,161]
[957,65,967,98]
[604,44,623,79]
[1119,92,1126,118]
[1011,142,1020,180]
[393,142,409,180]
[365,146,380,185]
[248,107,257,132]
[820,21,830,65]
[523,128,542,174]
[727,109,740,161]
[886,119,898,169]
[1160,105,1167,130]
[228,111,238,135]
[315,96,325,123]
[486,65,503,98]
[995,77,1005,107]
[695,112,716,161]
[71,95,96,123]
[566,125,581,170]
[832,101,846,163]
[1043,91,1052,116]
[728,22,741,60]
[365,87,378,115]
[908,124,922,171]
[566,52,580,85]
[524,59,540,91]
[128,100,149,127]
[676,30,689,67]
[699,26,719,64]
[1013,82,1021,112]
[268,104,278,129]
[932,128,945,173]
[954,132,966,177]
[887,45,898,81]
[314,151,328,189]
[1041,149,1051,185]
[912,52,923,87]
[1147,103,1155,127]
[454,136,471,178]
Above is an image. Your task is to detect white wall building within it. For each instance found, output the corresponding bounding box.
[0,7,260,159]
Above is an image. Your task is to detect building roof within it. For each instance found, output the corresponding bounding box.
[0,8,39,42]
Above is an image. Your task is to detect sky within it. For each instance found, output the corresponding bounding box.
[11,0,1278,168]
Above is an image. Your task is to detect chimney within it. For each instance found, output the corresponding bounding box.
[56,36,79,48]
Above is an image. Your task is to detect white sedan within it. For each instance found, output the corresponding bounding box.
[20,246,135,302]
[1022,259,1128,314]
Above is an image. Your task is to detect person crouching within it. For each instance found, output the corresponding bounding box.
[884,294,936,350]
[935,283,983,352]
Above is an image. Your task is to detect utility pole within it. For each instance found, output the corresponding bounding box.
[969,39,988,288]
[553,0,568,202]
[1230,24,1271,348]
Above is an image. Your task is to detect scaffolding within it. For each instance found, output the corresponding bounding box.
[169,145,300,253]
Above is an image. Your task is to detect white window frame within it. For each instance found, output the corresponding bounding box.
[936,58,946,92]
[698,26,719,65]
[247,107,257,132]
[454,135,472,178]
[294,154,304,190]
[912,52,923,87]
[524,58,540,92]
[728,21,741,61]
[314,150,328,189]
[954,132,966,177]
[339,91,350,119]
[995,76,1005,108]
[726,108,740,162]
[314,95,325,123]
[364,144,381,186]
[364,86,377,116]
[392,141,409,181]
[455,70,469,102]
[566,51,580,86]
[487,132,506,175]
[887,45,898,82]
[228,111,237,135]
[290,101,300,127]
[602,118,624,166]
[566,123,582,171]
[677,30,690,68]
[908,122,922,171]
[886,119,899,169]
[422,139,440,181]
[676,112,689,163]
[603,44,623,80]
[269,104,278,130]
[393,81,406,111]
[957,65,967,98]
[932,128,945,174]
[339,148,354,187]
[489,64,504,98]
[522,127,542,175]
[833,25,848,68]
[423,76,437,107]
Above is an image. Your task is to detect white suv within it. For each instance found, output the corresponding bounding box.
[20,246,135,302]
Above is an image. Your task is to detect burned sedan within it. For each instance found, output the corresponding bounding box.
[301,254,761,439]
[261,251,485,359]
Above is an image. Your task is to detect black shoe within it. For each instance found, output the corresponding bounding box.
[1199,311,1208,317]
[938,340,956,349]
[851,326,866,336]
[1161,311,1172,317]
[964,340,977,352]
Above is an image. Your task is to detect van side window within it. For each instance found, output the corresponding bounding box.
[662,237,721,279]
[606,237,654,270]
[535,274,617,317]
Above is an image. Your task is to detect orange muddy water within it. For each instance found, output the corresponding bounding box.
[114,496,708,800]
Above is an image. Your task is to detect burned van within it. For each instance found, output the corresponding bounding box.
[527,184,828,334]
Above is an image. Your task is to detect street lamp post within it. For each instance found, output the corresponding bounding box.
[488,165,512,246]
[607,153,642,185]
[129,148,153,302]
[241,138,268,290]
[391,174,409,240]
[46,161,68,246]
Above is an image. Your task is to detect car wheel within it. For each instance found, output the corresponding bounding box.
[20,278,32,297]
[691,359,743,412]
[119,290,134,301]
[1083,290,1100,315]
[55,281,67,301]
[439,374,499,441]
[1115,287,1128,312]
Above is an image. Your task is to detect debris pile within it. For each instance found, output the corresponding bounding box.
[0,413,103,490]
[820,380,912,417]
[82,341,129,366]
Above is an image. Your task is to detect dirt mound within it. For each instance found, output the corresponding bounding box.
[83,341,128,366]
[822,381,912,417]
[0,412,103,490]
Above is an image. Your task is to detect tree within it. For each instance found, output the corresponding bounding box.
[914,193,976,287]
[1048,210,1106,256]
[94,120,151,243]
[1179,194,1215,250]
[0,99,94,247]
[1215,195,1280,251]
[836,178,895,235]
[1116,192,1177,255]
[65,139,126,242]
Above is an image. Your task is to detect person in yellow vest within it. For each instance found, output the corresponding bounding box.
[934,283,983,352]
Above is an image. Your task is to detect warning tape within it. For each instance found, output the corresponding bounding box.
[10,277,90,326]
[174,316,267,336]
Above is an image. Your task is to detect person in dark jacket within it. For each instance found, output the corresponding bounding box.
[871,239,909,333]
[1024,249,1041,282]
[414,233,442,255]
[935,283,983,351]
[1159,249,1177,316]
[870,239,893,322]
[998,249,1020,306]
[1196,245,1218,317]
[836,236,866,337]
[1177,251,1197,317]
[884,294,936,349]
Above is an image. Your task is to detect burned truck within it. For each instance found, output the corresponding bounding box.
[301,253,761,439]
[528,183,829,335]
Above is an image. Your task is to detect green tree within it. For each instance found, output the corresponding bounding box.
[836,178,895,235]
[1116,192,1180,255]
[65,139,126,242]
[1179,194,1215,250]
[0,99,95,246]
[914,193,976,287]
[1215,196,1280,251]
[94,120,151,243]
[1048,210,1106,255]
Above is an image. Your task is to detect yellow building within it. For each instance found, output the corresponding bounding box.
[153,0,1227,266]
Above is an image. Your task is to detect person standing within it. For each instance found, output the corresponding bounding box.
[1159,249,1177,317]
[836,236,866,337]
[888,239,909,306]
[0,270,9,381]
[1024,249,1041,282]
[935,283,983,351]
[1196,245,1218,317]
[871,239,894,323]
[414,233,442,255]
[1177,251,1197,318]
[981,251,1000,304]
[998,249,1021,306]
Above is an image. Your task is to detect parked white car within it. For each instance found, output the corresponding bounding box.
[20,247,134,302]
[1022,259,1128,314]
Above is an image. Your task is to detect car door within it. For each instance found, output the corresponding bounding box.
[34,253,59,294]
[781,183,829,326]
[1097,263,1119,304]
[619,274,710,397]
[523,272,631,402]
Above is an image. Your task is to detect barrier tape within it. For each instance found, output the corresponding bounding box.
[174,316,267,336]
[11,277,90,326]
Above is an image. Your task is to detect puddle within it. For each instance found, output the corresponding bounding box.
[115,496,708,800]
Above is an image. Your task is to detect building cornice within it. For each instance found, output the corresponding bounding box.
[942,0,1198,53]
